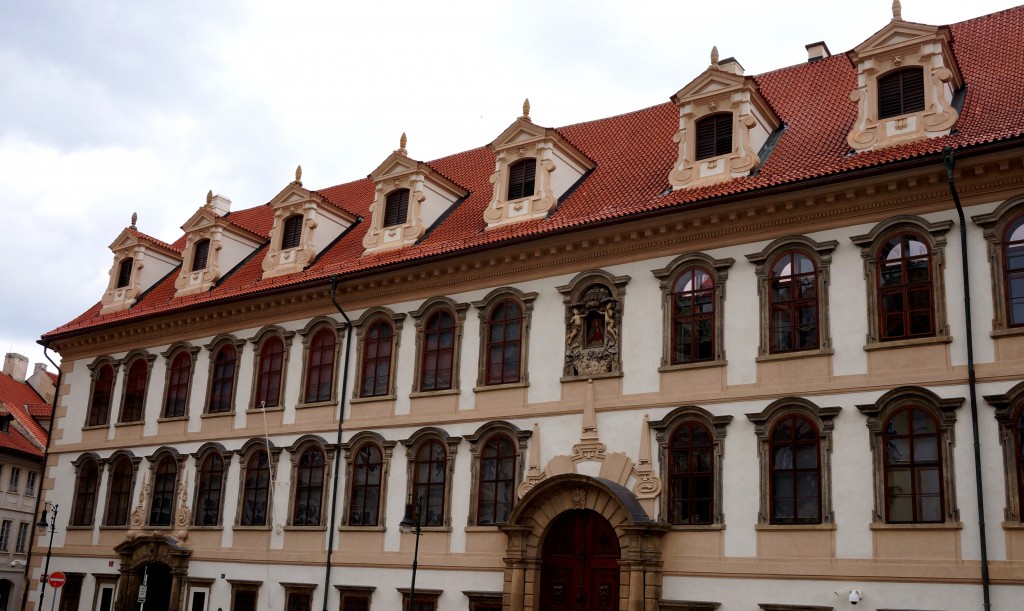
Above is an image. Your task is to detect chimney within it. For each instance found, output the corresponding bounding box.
[718,57,744,76]
[33,363,47,377]
[805,41,831,62]
[3,353,29,382]
[28,363,55,403]
[210,194,232,216]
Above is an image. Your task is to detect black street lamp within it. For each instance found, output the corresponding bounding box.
[398,496,423,611]
[36,503,58,611]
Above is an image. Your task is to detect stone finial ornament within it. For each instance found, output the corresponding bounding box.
[130,212,137,229]
[295,165,302,183]
[206,190,213,207]
[892,0,902,21]
[397,132,408,156]
[521,98,531,121]
[711,45,720,68]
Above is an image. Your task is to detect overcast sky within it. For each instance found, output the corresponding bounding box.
[2,0,1018,373]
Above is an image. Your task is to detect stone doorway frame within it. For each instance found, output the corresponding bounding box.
[113,535,192,611]
[500,474,668,611]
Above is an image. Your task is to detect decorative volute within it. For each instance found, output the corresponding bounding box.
[174,193,264,297]
[100,222,182,314]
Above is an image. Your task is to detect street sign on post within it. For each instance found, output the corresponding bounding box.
[48,572,66,588]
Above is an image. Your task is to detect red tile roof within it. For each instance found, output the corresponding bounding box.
[0,372,48,454]
[126,228,182,255]
[45,6,1024,339]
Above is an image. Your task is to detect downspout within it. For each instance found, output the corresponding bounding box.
[323,276,353,611]
[19,342,63,611]
[942,147,991,611]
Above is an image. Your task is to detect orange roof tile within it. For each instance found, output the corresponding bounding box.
[0,372,48,452]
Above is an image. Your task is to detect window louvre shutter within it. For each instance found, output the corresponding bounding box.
[192,239,210,271]
[282,215,303,249]
[116,258,133,288]
[383,189,410,227]
[878,68,925,119]
[507,159,536,200]
[695,113,732,161]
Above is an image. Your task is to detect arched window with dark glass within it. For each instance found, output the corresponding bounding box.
[695,113,733,160]
[194,453,225,526]
[671,267,715,364]
[1004,215,1024,327]
[208,343,237,414]
[254,336,285,408]
[105,456,134,526]
[163,351,191,418]
[485,299,523,385]
[412,440,447,527]
[360,319,393,398]
[878,67,925,119]
[420,310,455,392]
[477,435,516,525]
[240,450,270,526]
[192,238,210,271]
[884,407,943,523]
[349,443,383,526]
[116,258,134,288]
[149,455,177,526]
[769,251,818,353]
[304,328,335,403]
[383,189,410,227]
[770,414,821,524]
[668,421,714,524]
[1015,406,1024,519]
[282,214,303,249]
[877,232,934,340]
[87,363,115,427]
[293,447,325,526]
[71,458,100,526]
[507,159,536,200]
[120,358,149,423]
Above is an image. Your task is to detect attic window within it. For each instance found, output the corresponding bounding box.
[383,189,410,227]
[507,159,536,200]
[281,214,303,250]
[695,113,733,160]
[116,258,134,288]
[878,67,925,119]
[191,239,210,271]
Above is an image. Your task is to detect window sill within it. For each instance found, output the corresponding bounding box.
[755,522,836,531]
[296,399,336,409]
[755,348,833,363]
[81,424,109,431]
[67,525,94,531]
[465,525,502,532]
[864,334,952,351]
[1001,521,1024,530]
[283,525,327,532]
[668,523,726,532]
[869,521,962,531]
[114,421,144,428]
[201,411,234,419]
[338,525,386,532]
[991,326,1024,339]
[473,381,529,393]
[401,525,453,533]
[350,394,395,405]
[157,415,188,423]
[560,371,623,383]
[409,389,460,399]
[189,525,223,531]
[246,406,284,414]
[98,525,128,531]
[659,360,727,373]
[232,525,272,531]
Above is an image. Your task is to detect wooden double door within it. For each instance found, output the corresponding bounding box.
[539,510,620,611]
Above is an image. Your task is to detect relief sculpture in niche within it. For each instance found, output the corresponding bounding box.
[564,285,621,377]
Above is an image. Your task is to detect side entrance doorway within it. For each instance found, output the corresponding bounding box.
[539,509,619,611]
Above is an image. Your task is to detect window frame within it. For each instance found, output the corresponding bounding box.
[398,588,442,611]
[228,580,262,611]
[746,398,840,525]
[973,198,1024,336]
[506,158,537,201]
[235,442,280,529]
[116,257,134,289]
[146,451,184,528]
[70,455,101,527]
[410,298,469,395]
[250,327,295,410]
[401,428,461,530]
[191,238,211,272]
[204,336,245,415]
[7,467,20,493]
[103,453,141,527]
[465,422,530,526]
[287,438,334,528]
[281,214,304,250]
[383,188,411,228]
[118,353,154,424]
[281,583,316,611]
[85,359,119,428]
[335,585,376,611]
[160,344,199,420]
[857,386,962,525]
[191,445,231,528]
[653,253,734,370]
[298,319,342,406]
[471,288,538,390]
[877,66,926,119]
[984,381,1024,523]
[25,470,36,496]
[351,308,405,402]
[15,521,29,553]
[340,432,395,528]
[694,112,734,161]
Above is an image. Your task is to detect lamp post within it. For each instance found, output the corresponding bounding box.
[36,503,58,611]
[398,496,423,611]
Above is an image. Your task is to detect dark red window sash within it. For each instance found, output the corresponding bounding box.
[304,328,336,403]
[87,364,114,427]
[769,252,819,353]
[383,189,410,227]
[195,454,224,526]
[769,414,821,524]
[477,435,516,525]
[120,359,148,422]
[208,345,236,413]
[485,299,523,385]
[164,352,191,418]
[255,337,284,408]
[360,320,393,398]
[667,421,714,525]
[349,443,383,526]
[293,448,325,526]
[420,311,455,392]
[412,440,447,527]
[671,267,715,364]
[883,407,944,523]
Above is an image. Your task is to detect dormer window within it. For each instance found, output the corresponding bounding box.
[191,239,210,272]
[507,159,536,200]
[695,113,733,161]
[101,222,182,314]
[281,214,303,250]
[383,189,410,227]
[175,197,264,297]
[878,67,925,119]
[116,258,134,288]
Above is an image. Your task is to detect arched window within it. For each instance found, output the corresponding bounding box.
[191,238,210,271]
[119,357,149,423]
[769,251,818,353]
[769,414,821,524]
[883,407,943,523]
[254,336,285,408]
[878,67,925,119]
[87,363,115,427]
[412,440,447,527]
[507,159,536,200]
[348,443,383,526]
[477,435,516,525]
[484,299,523,385]
[163,351,191,418]
[1017,407,1024,519]
[695,113,732,160]
[877,231,934,340]
[281,214,303,250]
[71,458,100,526]
[1004,215,1024,327]
[149,455,178,526]
[670,267,715,364]
[420,310,456,392]
[116,258,133,288]
[668,421,714,524]
[292,447,325,526]
[194,452,225,527]
[208,343,237,414]
[360,319,393,398]
[105,456,135,526]
[383,189,410,227]
[303,327,336,403]
[240,450,271,526]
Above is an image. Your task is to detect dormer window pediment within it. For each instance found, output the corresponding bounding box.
[174,199,264,297]
[101,223,182,314]
[362,136,468,255]
[483,101,594,230]
[847,9,963,152]
[669,52,780,190]
[262,167,357,279]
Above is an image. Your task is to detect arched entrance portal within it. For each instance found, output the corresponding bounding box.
[131,563,173,611]
[539,510,619,611]
[113,536,191,611]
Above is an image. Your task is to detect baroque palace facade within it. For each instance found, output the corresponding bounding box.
[33,4,1024,611]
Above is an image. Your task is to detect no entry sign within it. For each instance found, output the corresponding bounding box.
[48,572,66,588]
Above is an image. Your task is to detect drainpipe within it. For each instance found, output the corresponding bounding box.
[19,342,63,611]
[942,147,991,611]
[323,276,354,611]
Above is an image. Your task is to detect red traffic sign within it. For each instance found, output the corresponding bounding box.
[48,572,66,588]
